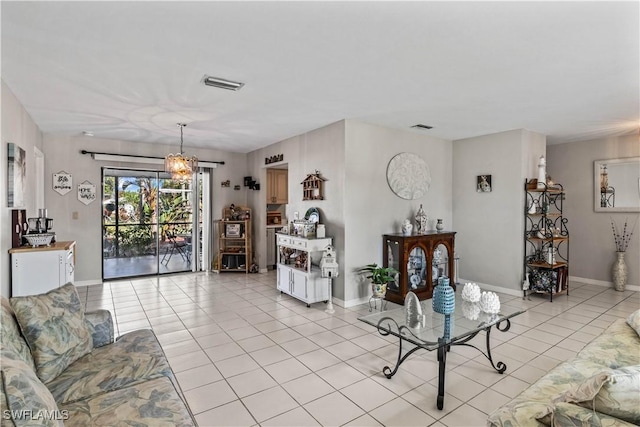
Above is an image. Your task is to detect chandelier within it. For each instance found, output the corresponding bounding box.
[165,123,198,182]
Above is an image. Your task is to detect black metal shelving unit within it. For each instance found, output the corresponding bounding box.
[523,179,570,302]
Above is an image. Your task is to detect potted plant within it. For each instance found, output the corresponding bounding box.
[358,263,398,297]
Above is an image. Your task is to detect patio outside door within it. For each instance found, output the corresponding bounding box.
[102,168,199,280]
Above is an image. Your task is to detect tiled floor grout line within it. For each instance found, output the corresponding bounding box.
[77,275,638,426]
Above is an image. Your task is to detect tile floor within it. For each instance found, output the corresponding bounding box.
[77,272,639,427]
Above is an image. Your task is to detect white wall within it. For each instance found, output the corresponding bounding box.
[344,120,452,305]
[1,81,44,297]
[42,134,249,284]
[248,119,452,306]
[453,129,546,293]
[547,134,640,288]
[247,121,346,296]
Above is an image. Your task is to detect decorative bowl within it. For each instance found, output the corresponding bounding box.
[24,233,54,247]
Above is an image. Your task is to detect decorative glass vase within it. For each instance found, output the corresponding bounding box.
[432,277,455,314]
[612,251,627,292]
[436,219,444,232]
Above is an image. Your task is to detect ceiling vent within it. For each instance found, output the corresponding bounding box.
[411,124,433,130]
[202,75,245,91]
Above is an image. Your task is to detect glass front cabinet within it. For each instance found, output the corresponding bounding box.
[383,231,456,305]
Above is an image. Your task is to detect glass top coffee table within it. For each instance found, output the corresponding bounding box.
[358,292,525,409]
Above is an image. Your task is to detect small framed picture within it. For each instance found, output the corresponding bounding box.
[477,175,492,193]
[226,223,241,237]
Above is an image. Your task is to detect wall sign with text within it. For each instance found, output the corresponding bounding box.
[53,171,73,195]
[77,180,96,205]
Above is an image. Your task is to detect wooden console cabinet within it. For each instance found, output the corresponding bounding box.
[383,232,456,304]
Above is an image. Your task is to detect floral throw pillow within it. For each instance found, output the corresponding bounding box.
[554,365,640,424]
[627,310,640,338]
[10,283,93,384]
[1,356,64,427]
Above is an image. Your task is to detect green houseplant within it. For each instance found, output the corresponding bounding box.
[358,263,398,297]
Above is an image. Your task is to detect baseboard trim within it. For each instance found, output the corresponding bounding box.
[74,280,103,287]
[336,296,372,308]
[569,276,639,292]
[458,278,524,298]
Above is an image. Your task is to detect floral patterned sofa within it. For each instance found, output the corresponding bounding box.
[488,310,640,426]
[0,283,196,426]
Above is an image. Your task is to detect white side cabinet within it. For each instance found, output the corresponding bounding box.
[276,234,332,307]
[10,241,76,297]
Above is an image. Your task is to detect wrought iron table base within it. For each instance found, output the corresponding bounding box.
[377,318,511,410]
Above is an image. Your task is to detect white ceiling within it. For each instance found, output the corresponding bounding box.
[2,1,638,153]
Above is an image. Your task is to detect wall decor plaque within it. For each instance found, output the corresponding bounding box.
[53,171,73,195]
[386,152,431,200]
[77,180,96,205]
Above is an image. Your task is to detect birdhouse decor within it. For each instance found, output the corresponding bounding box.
[301,170,326,201]
[320,245,339,278]
[320,245,338,314]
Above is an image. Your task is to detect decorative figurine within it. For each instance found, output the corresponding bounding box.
[461,282,481,303]
[479,291,501,314]
[537,155,546,189]
[404,291,425,328]
[415,204,428,234]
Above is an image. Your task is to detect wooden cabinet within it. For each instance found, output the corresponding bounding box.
[383,232,456,305]
[10,241,76,297]
[276,233,332,307]
[524,180,569,301]
[215,207,252,273]
[267,169,288,204]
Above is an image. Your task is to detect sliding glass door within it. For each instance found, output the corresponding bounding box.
[102,168,199,280]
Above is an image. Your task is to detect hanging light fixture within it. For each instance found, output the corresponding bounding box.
[165,123,198,181]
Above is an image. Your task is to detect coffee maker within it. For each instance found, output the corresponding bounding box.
[27,208,55,241]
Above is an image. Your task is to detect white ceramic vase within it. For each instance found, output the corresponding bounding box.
[612,251,627,292]
[402,219,413,236]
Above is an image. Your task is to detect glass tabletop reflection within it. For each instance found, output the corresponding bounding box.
[358,292,525,351]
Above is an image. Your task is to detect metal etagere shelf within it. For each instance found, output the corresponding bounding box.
[523,179,570,302]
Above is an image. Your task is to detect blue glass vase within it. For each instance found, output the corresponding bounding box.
[432,277,455,315]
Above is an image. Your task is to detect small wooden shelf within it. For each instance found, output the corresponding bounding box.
[527,261,568,269]
[526,237,569,242]
[214,206,251,273]
[526,213,562,217]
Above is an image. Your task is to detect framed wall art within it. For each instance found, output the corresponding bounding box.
[7,142,26,208]
[477,175,492,193]
[53,171,73,195]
